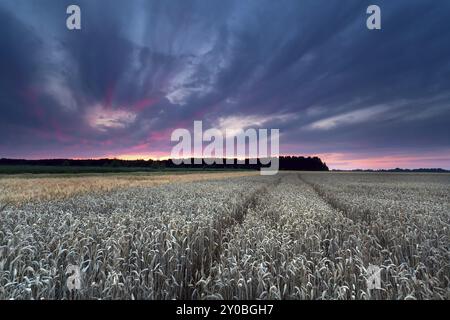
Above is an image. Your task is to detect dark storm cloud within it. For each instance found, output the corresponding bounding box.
[0,7,42,126]
[0,0,449,167]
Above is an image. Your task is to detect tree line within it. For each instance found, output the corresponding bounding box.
[0,156,329,171]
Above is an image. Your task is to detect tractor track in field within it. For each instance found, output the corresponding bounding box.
[186,178,280,299]
[297,173,374,225]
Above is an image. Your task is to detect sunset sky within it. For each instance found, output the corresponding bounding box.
[1,0,449,169]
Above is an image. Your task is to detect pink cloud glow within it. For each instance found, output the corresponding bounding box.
[313,151,450,170]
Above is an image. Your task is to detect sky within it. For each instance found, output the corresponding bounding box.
[0,0,449,169]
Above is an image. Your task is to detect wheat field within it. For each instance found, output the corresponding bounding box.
[0,172,448,300]
[0,171,258,205]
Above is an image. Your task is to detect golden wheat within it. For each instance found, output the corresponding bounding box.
[0,171,258,205]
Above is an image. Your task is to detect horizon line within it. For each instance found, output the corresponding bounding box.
[1,157,448,172]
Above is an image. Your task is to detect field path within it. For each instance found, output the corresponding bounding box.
[200,174,364,299]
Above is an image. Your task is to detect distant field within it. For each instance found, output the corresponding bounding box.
[0,165,250,175]
[0,172,448,300]
[0,171,258,205]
